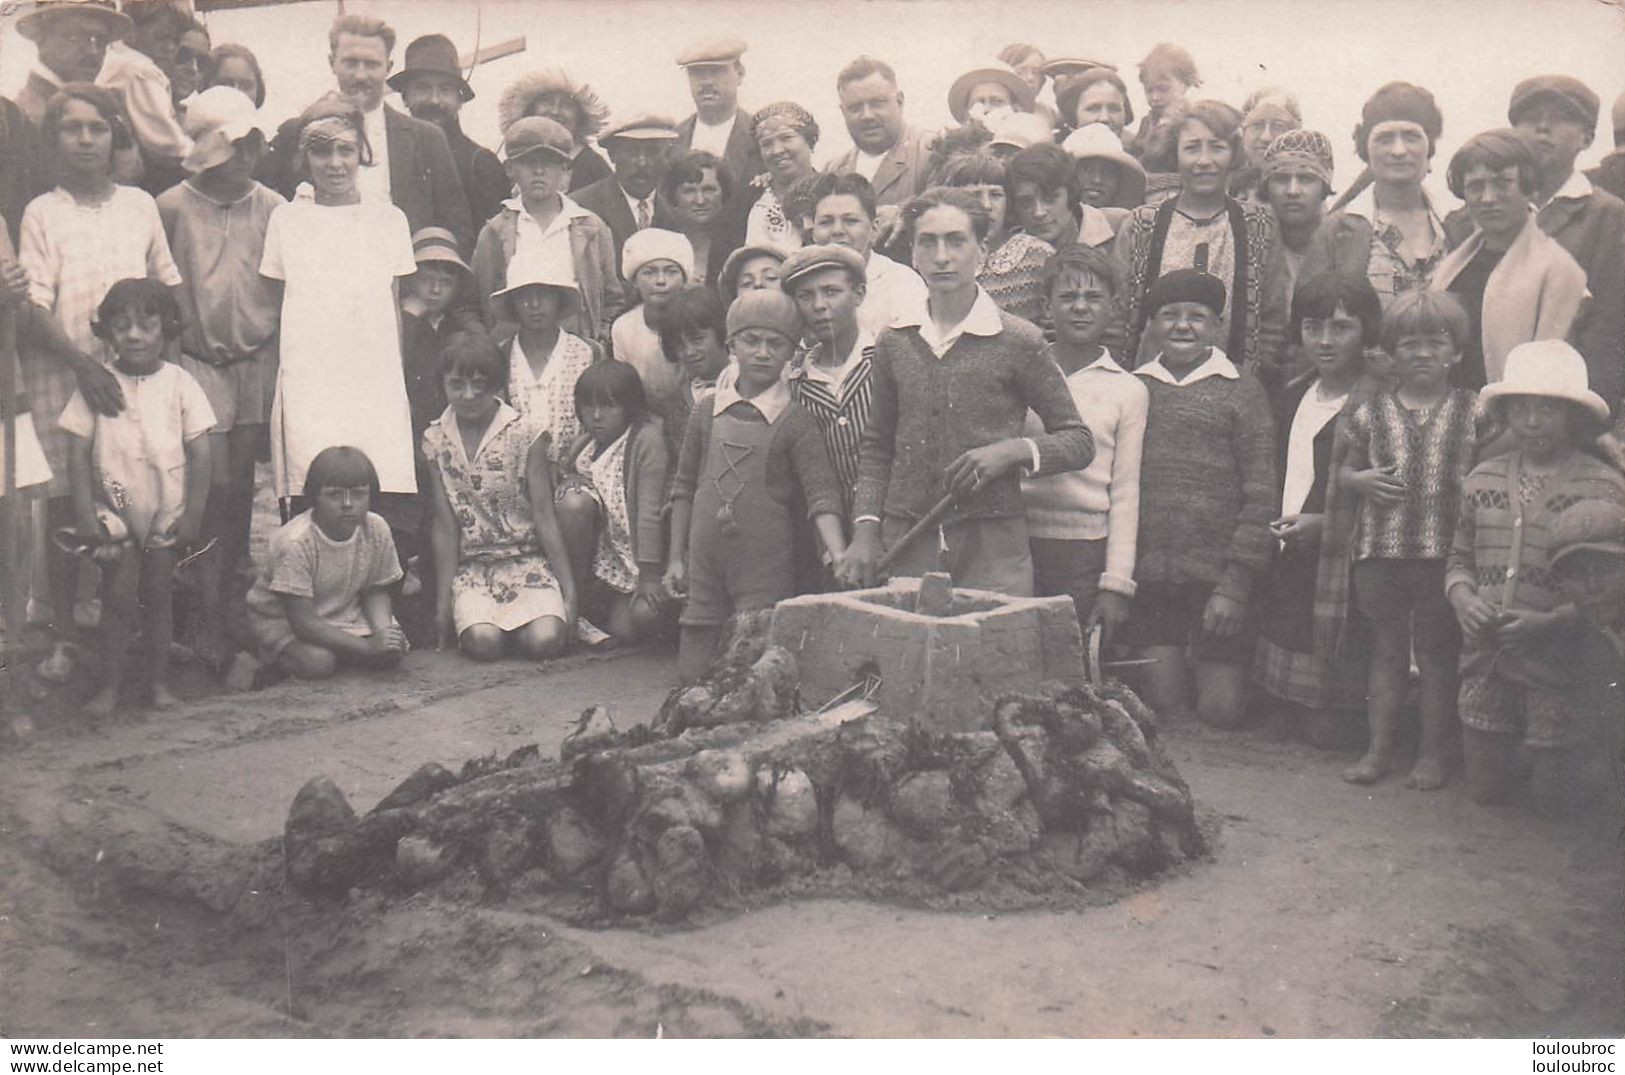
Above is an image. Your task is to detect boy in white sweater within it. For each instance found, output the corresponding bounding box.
[1022,244,1148,641]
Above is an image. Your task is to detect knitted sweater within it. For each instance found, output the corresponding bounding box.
[670,398,844,521]
[854,311,1094,524]
[1021,349,1148,596]
[1134,361,1278,602]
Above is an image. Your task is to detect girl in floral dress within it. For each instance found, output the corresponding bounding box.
[423,333,575,661]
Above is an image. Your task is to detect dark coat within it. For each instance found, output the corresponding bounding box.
[567,144,614,193]
[571,175,682,274]
[676,108,764,192]
[441,118,512,231]
[0,97,42,245]
[259,103,474,253]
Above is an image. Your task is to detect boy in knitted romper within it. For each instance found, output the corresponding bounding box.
[1120,269,1278,729]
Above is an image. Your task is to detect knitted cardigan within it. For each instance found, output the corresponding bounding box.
[1112,197,1281,373]
[853,312,1095,524]
[1134,363,1278,602]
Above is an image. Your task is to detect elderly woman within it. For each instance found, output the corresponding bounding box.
[203,42,266,107]
[1055,66,1135,142]
[1431,129,1587,392]
[744,101,819,254]
[939,149,1054,325]
[659,149,739,287]
[499,68,613,193]
[1113,99,1281,371]
[1301,82,1449,309]
[947,60,1036,127]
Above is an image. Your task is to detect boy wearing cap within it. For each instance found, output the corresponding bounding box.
[837,187,1094,597]
[471,115,621,344]
[1120,269,1276,730]
[780,242,873,518]
[390,33,511,228]
[1446,340,1625,810]
[157,84,285,659]
[665,290,846,682]
[1504,75,1625,422]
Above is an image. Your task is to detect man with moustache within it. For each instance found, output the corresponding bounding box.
[259,14,472,249]
[674,38,763,195]
[571,114,681,266]
[389,33,511,227]
[12,0,140,188]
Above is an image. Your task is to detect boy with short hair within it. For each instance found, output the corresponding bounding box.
[779,242,873,518]
[836,187,1094,596]
[1021,244,1147,639]
[805,171,926,337]
[1340,289,1488,790]
[1447,340,1625,811]
[1120,269,1276,729]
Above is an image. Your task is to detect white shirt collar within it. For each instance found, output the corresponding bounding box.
[441,401,522,460]
[793,330,873,384]
[1544,169,1594,206]
[1077,204,1116,247]
[712,373,792,423]
[1136,347,1239,385]
[505,192,591,224]
[1074,349,1130,376]
[1345,183,1445,230]
[891,285,1003,357]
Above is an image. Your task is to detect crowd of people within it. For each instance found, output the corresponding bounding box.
[1,0,1623,814]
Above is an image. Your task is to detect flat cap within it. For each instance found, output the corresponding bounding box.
[1509,75,1600,134]
[601,113,681,142]
[676,36,747,67]
[778,243,867,290]
[500,116,575,162]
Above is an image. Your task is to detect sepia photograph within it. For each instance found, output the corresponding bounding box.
[0,0,1621,1054]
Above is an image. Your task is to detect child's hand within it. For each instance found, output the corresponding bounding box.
[663,560,688,599]
[0,257,28,307]
[945,440,1030,497]
[1448,584,1498,641]
[1348,466,1406,506]
[634,574,667,614]
[1202,593,1245,638]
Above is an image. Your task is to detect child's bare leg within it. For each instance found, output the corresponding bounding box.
[224,425,261,577]
[142,547,179,708]
[677,624,722,684]
[86,549,139,715]
[277,639,337,679]
[1404,628,1459,791]
[1133,645,1193,721]
[1346,627,1406,784]
[555,489,599,600]
[459,623,506,662]
[1194,659,1247,729]
[188,433,232,665]
[605,591,661,646]
[1462,725,1520,804]
[514,616,566,661]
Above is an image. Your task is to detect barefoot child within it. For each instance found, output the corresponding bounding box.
[1021,244,1148,642]
[1119,269,1276,729]
[666,291,847,681]
[423,333,575,662]
[1341,290,1488,789]
[157,85,284,665]
[60,280,214,713]
[1446,340,1625,811]
[244,446,408,679]
[559,361,668,645]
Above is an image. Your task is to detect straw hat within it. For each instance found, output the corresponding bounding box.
[491,246,580,314]
[1478,339,1610,424]
[1062,122,1148,204]
[947,61,1035,124]
[17,0,129,43]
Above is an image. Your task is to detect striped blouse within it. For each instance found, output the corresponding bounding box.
[787,336,875,518]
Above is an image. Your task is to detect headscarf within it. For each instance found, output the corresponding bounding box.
[751,101,819,150]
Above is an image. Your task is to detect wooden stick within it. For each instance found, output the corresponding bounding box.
[459,37,526,70]
[876,491,958,572]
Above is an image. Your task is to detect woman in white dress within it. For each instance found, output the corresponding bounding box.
[259,94,417,514]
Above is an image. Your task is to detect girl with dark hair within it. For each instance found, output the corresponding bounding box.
[1113,100,1282,371]
[20,83,184,649]
[558,361,669,645]
[659,149,739,286]
[203,43,267,107]
[940,148,1054,325]
[61,277,214,714]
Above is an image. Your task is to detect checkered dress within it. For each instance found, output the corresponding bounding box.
[18,186,182,495]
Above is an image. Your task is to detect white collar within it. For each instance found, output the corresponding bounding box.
[1136,347,1239,385]
[440,400,522,461]
[1543,169,1594,206]
[1077,204,1116,246]
[865,249,898,277]
[1070,349,1130,376]
[697,111,736,130]
[891,284,1002,335]
[504,192,591,223]
[1345,183,1445,229]
[712,374,792,423]
[793,330,873,383]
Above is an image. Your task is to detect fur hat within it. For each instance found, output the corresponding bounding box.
[498,69,610,140]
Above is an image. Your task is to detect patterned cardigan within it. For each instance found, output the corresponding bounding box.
[1112,197,1282,376]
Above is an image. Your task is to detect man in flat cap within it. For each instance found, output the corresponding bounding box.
[1508,75,1625,413]
[258,13,472,249]
[391,33,510,227]
[571,114,681,265]
[674,37,763,195]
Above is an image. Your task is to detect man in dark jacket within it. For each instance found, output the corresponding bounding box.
[389,33,510,230]
[258,14,473,250]
[674,37,763,191]
[572,115,681,270]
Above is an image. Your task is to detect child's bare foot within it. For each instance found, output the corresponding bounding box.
[150,683,181,710]
[1404,756,1447,790]
[1343,751,1392,785]
[83,686,119,717]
